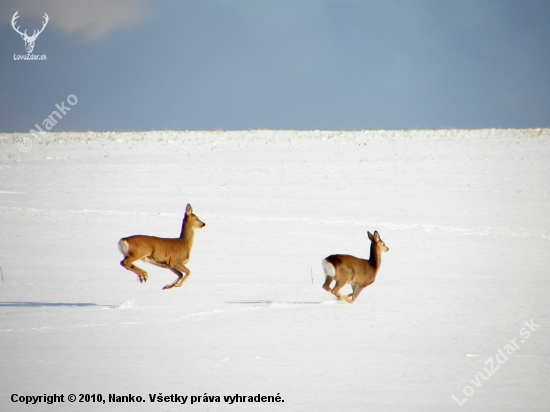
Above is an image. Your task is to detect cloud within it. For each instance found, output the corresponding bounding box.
[2,0,150,40]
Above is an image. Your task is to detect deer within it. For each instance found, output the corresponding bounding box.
[118,204,206,290]
[11,11,49,54]
[322,231,389,304]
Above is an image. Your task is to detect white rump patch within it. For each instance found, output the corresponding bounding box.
[322,259,336,278]
[117,239,129,256]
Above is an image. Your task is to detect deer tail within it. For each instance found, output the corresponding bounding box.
[118,239,129,256]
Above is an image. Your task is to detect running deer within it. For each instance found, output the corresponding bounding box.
[118,204,205,290]
[322,231,389,304]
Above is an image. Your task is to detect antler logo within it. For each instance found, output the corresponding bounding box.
[11,10,49,54]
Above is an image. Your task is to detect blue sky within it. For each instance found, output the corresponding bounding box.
[1,0,549,132]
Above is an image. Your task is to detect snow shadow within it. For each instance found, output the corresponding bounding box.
[0,301,116,308]
[226,300,327,306]
[226,300,273,305]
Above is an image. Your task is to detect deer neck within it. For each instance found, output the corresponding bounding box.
[369,243,382,269]
[179,217,195,244]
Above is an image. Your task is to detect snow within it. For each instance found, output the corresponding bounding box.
[0,129,549,411]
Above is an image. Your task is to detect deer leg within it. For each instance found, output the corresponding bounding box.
[322,276,334,291]
[120,257,149,283]
[162,263,191,290]
[162,268,183,290]
[171,263,191,288]
[331,280,352,304]
[140,259,182,290]
[330,267,353,303]
[350,285,365,302]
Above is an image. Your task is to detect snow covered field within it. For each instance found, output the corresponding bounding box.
[0,129,549,411]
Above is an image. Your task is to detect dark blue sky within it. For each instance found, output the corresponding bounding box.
[1,0,549,132]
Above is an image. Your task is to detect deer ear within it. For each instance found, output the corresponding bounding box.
[368,231,374,241]
[373,231,380,241]
[185,204,193,215]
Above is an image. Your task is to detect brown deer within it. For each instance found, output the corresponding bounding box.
[118,204,206,290]
[322,231,389,304]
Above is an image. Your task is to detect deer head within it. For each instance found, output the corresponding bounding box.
[12,11,49,54]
